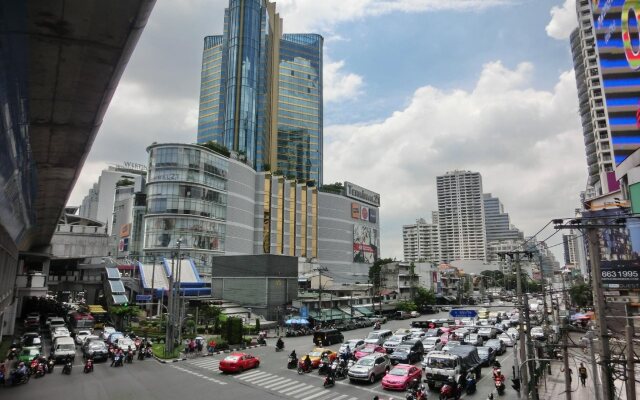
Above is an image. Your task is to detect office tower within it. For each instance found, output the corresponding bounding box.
[571,0,640,197]
[402,213,440,264]
[197,0,323,184]
[562,233,580,265]
[483,193,523,242]
[437,170,486,263]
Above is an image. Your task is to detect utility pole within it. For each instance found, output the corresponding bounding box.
[523,293,540,400]
[165,253,175,356]
[585,227,613,400]
[409,262,416,302]
[586,332,602,400]
[314,266,328,321]
[625,303,636,400]
[562,312,571,400]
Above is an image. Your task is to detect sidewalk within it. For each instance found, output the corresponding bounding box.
[537,372,597,400]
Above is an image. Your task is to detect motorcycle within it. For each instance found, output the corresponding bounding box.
[406,380,427,400]
[62,360,73,375]
[374,322,381,330]
[494,377,506,395]
[287,356,298,369]
[35,362,46,378]
[84,359,94,373]
[47,358,55,373]
[275,343,285,352]
[466,375,477,394]
[7,347,18,360]
[126,351,134,364]
[113,354,123,367]
[146,347,153,358]
[318,360,331,375]
[323,374,335,388]
[138,349,145,361]
[8,370,30,386]
[440,379,461,400]
[29,359,39,375]
[297,362,312,375]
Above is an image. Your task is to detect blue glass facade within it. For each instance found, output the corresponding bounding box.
[196,0,323,184]
[278,34,323,183]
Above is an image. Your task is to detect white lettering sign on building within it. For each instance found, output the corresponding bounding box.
[344,181,380,207]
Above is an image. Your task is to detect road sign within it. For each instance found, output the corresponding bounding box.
[136,294,152,302]
[449,309,478,318]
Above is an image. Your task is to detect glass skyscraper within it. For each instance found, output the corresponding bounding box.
[197,0,323,184]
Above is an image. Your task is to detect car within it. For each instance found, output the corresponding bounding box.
[410,311,421,318]
[101,326,116,341]
[340,339,365,355]
[381,364,422,391]
[478,327,497,340]
[507,328,519,340]
[24,315,40,329]
[531,327,546,341]
[485,339,506,355]
[348,353,391,383]
[372,314,388,324]
[441,306,452,311]
[21,332,41,345]
[116,337,136,352]
[354,344,386,360]
[107,332,124,346]
[477,346,496,366]
[52,327,71,341]
[424,328,442,337]
[83,340,109,361]
[22,336,43,353]
[409,328,426,339]
[389,340,424,364]
[383,334,411,353]
[18,347,40,363]
[219,352,260,373]
[477,319,490,326]
[303,348,337,368]
[75,330,93,345]
[421,337,443,353]
[463,333,483,346]
[498,333,515,347]
[442,340,461,352]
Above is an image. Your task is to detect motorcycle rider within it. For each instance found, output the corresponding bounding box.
[303,355,312,372]
[14,361,28,382]
[342,345,351,362]
[276,337,284,350]
[494,370,506,392]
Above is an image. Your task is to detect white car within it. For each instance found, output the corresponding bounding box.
[74,330,93,345]
[410,311,421,318]
[531,327,545,340]
[498,333,515,347]
[421,336,443,352]
[52,327,71,341]
[339,339,365,355]
[116,337,136,352]
[102,326,116,341]
[507,328,519,340]
[409,328,426,339]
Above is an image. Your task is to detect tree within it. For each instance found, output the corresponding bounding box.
[110,305,140,330]
[569,283,593,308]
[414,287,436,310]
[199,141,230,157]
[200,304,221,325]
[396,301,417,312]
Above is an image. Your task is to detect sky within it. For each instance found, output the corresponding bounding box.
[68,0,583,262]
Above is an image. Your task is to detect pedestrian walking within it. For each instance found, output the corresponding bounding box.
[578,363,588,387]
[561,366,573,384]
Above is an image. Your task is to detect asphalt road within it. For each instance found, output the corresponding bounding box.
[6,306,519,400]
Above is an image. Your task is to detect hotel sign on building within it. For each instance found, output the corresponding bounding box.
[345,181,380,207]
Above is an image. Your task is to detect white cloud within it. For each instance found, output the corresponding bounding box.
[324,62,585,260]
[324,59,364,103]
[276,0,510,32]
[546,0,578,39]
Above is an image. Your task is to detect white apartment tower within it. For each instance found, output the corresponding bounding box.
[437,170,486,263]
[402,212,440,264]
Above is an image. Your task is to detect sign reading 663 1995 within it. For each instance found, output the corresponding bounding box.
[600,261,640,289]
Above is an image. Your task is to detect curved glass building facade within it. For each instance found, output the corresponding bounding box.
[144,143,228,277]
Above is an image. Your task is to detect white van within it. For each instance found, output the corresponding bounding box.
[49,317,66,333]
[52,336,76,362]
[364,329,393,345]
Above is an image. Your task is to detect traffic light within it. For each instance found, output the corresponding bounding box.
[512,377,521,392]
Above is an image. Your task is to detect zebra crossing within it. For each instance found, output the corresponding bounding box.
[178,357,362,400]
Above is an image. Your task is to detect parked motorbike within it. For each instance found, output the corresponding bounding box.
[62,360,73,375]
[287,356,298,369]
[84,359,94,373]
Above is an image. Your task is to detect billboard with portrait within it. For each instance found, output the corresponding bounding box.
[351,202,360,219]
[353,224,378,263]
[591,1,640,165]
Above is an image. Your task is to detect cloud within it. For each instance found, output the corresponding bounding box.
[276,0,510,32]
[546,0,578,39]
[324,59,364,103]
[323,62,585,260]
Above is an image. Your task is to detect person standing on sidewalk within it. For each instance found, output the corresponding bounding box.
[578,363,588,387]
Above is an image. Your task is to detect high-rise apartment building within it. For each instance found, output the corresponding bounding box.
[402,213,440,264]
[437,170,486,263]
[197,0,323,184]
[483,193,523,242]
[562,233,580,265]
[571,0,640,197]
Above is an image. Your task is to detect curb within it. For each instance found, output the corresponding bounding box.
[154,344,267,362]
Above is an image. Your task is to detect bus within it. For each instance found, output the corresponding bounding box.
[87,305,109,329]
[69,312,94,334]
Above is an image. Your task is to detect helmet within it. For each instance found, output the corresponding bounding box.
[18,362,24,367]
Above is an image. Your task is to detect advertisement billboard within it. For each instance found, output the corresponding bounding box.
[600,260,640,289]
[360,206,369,221]
[345,181,380,207]
[351,202,360,219]
[591,1,640,165]
[353,224,378,264]
[369,208,377,224]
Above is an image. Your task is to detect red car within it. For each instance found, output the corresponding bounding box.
[354,344,386,360]
[219,352,260,373]
[381,364,422,391]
